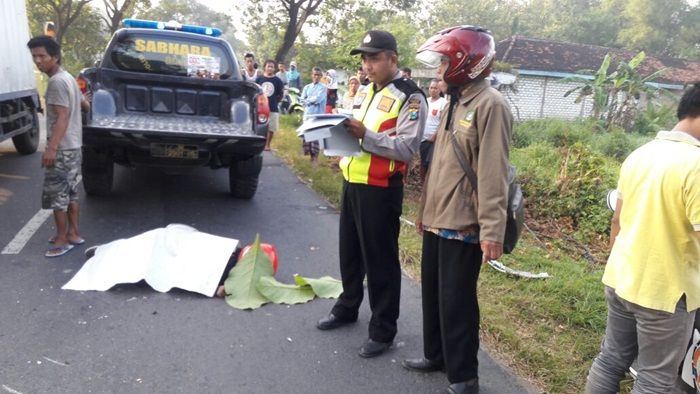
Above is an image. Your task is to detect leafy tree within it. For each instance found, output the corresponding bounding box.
[617,0,688,57]
[302,0,423,76]
[29,0,93,45]
[136,0,246,57]
[426,0,518,41]
[137,0,232,32]
[242,0,325,64]
[101,0,151,34]
[27,0,108,74]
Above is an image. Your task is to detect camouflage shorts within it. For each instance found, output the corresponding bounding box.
[42,149,82,211]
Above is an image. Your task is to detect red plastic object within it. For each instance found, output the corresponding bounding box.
[239,243,278,273]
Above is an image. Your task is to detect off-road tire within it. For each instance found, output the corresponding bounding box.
[229,154,262,199]
[82,147,114,196]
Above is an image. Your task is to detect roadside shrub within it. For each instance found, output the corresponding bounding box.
[630,104,677,135]
[512,142,619,240]
[596,131,634,160]
[513,118,594,148]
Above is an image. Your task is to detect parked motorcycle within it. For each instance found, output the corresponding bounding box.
[280,87,304,123]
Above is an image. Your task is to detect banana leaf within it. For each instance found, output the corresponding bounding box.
[294,274,343,299]
[224,235,274,310]
[257,276,315,305]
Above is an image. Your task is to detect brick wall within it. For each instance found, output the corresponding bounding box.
[502,75,593,121]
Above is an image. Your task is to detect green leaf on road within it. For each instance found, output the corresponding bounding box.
[257,276,315,305]
[294,274,343,299]
[224,235,274,310]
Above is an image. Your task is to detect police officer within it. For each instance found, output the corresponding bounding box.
[403,26,512,394]
[316,30,427,358]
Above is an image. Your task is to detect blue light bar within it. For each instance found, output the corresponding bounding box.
[121,18,222,37]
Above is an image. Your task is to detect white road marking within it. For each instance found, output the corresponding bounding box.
[0,173,30,180]
[2,385,24,394]
[42,356,68,366]
[1,209,53,255]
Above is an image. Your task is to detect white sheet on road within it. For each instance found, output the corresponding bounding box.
[62,224,239,297]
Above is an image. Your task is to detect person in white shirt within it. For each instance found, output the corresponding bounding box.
[241,53,261,82]
[420,79,447,183]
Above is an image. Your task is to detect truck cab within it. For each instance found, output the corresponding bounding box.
[80,19,270,198]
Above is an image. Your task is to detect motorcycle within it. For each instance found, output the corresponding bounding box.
[280,87,304,123]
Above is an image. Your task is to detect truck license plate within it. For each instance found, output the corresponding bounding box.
[150,143,199,159]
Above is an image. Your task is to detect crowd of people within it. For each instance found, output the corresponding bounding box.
[27,21,700,394]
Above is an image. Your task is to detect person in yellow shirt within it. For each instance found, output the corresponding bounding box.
[586,82,700,393]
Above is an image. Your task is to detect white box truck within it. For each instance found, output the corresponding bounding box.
[0,0,41,154]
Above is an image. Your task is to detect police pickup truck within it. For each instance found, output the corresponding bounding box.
[79,19,269,198]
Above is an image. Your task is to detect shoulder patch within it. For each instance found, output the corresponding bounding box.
[408,97,421,121]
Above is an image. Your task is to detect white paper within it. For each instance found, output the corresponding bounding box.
[301,127,332,142]
[297,114,362,156]
[62,224,239,297]
[323,123,363,157]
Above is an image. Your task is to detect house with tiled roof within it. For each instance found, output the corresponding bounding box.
[493,36,700,120]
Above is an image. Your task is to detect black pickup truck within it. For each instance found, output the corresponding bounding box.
[79,21,269,198]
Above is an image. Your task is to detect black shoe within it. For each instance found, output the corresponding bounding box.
[358,339,392,358]
[445,378,479,394]
[316,313,356,330]
[402,357,444,372]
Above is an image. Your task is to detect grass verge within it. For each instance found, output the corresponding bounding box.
[272,115,612,393]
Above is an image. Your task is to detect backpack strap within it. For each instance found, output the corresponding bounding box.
[448,129,478,195]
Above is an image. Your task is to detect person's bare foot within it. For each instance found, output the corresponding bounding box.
[215,285,226,298]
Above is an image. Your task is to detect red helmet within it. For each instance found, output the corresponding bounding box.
[416,26,495,86]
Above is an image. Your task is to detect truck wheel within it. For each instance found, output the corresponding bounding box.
[12,109,39,155]
[229,154,262,199]
[82,147,114,196]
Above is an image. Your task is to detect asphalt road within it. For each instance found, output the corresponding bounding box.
[0,128,537,393]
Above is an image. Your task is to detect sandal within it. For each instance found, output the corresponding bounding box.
[45,244,74,258]
[49,236,85,245]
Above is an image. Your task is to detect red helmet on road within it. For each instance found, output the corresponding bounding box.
[416,25,495,86]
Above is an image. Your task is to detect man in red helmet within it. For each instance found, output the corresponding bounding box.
[403,26,512,394]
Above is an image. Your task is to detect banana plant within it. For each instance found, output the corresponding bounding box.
[563,51,668,131]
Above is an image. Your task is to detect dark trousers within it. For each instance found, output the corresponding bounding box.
[421,231,482,383]
[332,181,403,343]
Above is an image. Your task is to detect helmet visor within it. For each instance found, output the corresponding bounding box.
[416,50,445,68]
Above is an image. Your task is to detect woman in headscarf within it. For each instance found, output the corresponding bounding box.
[341,76,360,111]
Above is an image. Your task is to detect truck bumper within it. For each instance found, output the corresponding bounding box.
[83,126,266,168]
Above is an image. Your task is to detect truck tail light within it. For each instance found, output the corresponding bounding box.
[76,75,88,94]
[256,94,270,124]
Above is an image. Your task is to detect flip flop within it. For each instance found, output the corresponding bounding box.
[45,244,74,258]
[49,236,85,245]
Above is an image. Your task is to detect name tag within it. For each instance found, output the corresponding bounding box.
[377,96,395,112]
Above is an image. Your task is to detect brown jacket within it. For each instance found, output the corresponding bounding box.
[418,79,512,243]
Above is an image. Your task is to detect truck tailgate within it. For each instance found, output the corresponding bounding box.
[88,113,252,138]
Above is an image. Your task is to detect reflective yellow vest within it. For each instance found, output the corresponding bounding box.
[340,82,409,187]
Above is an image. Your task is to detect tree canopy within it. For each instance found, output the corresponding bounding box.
[23,0,700,77]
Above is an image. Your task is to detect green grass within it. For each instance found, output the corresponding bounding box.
[272,115,622,393]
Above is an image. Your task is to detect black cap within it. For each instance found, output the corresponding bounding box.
[350,30,397,55]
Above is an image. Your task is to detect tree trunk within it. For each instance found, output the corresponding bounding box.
[274,0,323,64]
[47,0,92,46]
